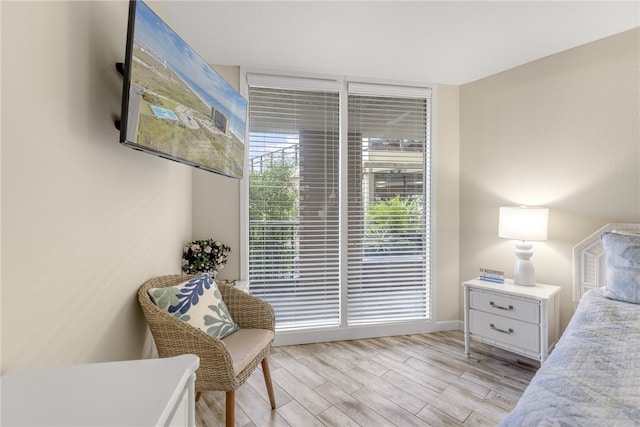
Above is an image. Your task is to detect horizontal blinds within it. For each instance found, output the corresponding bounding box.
[247,83,341,331]
[347,88,431,325]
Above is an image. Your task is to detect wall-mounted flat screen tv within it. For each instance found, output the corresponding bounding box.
[119,0,246,179]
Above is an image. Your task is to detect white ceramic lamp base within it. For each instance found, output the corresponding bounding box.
[513,241,536,286]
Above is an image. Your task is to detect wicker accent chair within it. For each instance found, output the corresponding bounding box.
[138,274,276,427]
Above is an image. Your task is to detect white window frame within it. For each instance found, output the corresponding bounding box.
[240,68,439,346]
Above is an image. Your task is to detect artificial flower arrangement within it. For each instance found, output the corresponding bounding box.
[181,239,231,276]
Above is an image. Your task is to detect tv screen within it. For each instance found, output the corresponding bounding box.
[119,0,246,179]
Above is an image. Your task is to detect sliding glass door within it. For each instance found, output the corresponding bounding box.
[246,74,431,335]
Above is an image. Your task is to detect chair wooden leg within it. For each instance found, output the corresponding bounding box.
[225,390,235,427]
[261,357,276,409]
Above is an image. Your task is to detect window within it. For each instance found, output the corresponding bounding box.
[347,83,431,325]
[247,76,341,331]
[246,74,431,337]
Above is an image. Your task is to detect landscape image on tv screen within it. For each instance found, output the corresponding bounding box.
[121,0,246,178]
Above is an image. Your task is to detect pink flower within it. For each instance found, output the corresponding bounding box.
[204,246,212,254]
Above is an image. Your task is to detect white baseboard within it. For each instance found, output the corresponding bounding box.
[273,319,464,347]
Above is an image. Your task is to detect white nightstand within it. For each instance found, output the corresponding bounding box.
[462,278,560,363]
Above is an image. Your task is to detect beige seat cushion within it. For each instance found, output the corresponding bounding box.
[222,329,274,376]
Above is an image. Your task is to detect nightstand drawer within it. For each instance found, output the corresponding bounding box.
[469,309,539,353]
[469,289,539,323]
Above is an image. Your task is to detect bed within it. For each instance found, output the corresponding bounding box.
[499,223,640,426]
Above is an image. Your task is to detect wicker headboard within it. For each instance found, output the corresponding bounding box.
[572,223,640,305]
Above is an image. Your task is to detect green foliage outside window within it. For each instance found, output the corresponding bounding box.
[249,159,298,222]
[365,195,423,254]
[249,159,299,279]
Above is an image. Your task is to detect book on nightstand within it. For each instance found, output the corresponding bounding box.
[479,268,504,283]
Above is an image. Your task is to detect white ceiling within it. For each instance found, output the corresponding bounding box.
[159,1,640,85]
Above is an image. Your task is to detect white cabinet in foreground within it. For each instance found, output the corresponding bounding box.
[1,354,199,426]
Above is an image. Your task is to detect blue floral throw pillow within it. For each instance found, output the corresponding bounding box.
[148,273,240,339]
[601,232,640,304]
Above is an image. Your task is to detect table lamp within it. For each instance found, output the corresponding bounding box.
[498,206,549,286]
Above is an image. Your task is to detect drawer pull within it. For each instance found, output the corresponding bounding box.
[490,323,514,335]
[490,301,514,311]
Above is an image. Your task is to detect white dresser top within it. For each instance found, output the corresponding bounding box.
[1,354,199,426]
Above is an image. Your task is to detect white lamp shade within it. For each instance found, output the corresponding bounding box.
[498,206,549,241]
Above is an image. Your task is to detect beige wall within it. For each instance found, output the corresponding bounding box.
[1,1,192,372]
[433,85,461,323]
[460,28,640,331]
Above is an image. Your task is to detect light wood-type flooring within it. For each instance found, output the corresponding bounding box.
[195,330,538,427]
